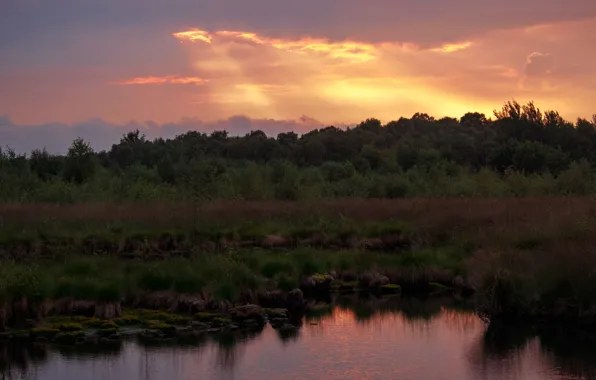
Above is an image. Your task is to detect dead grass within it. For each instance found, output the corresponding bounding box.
[0,196,593,228]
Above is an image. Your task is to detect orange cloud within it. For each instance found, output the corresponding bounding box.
[169,27,495,121]
[430,41,474,53]
[113,75,207,85]
[25,19,588,125]
[172,29,212,44]
[172,28,471,62]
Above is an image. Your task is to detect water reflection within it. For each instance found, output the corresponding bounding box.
[1,295,596,380]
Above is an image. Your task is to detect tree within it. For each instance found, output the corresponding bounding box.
[63,138,95,183]
[29,149,62,181]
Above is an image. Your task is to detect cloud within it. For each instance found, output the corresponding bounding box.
[113,75,207,85]
[1,3,595,126]
[173,27,470,61]
[430,42,474,53]
[525,52,554,77]
[0,115,329,154]
[2,0,595,50]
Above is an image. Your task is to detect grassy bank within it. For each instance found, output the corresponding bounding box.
[2,197,596,327]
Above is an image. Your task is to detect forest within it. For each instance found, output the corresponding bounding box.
[2,100,596,202]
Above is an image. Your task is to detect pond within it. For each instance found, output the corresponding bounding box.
[1,296,595,380]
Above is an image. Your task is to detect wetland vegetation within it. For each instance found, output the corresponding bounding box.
[2,101,596,345]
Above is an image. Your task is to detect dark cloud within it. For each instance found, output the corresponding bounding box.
[2,0,595,58]
[0,115,328,154]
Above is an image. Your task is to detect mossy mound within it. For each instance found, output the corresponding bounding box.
[380,284,401,294]
[194,312,222,322]
[30,327,60,339]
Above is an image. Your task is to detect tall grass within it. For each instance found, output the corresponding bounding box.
[3,197,596,323]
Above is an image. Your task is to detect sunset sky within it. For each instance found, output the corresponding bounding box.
[1,0,595,151]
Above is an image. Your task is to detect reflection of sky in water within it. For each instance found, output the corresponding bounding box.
[2,301,595,380]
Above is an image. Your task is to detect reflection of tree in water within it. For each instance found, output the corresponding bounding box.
[303,305,333,323]
[276,327,301,344]
[137,332,209,350]
[539,328,596,380]
[394,297,443,322]
[0,342,48,380]
[333,294,376,322]
[466,322,596,380]
[482,323,537,358]
[55,341,123,358]
[331,294,468,324]
[212,326,264,370]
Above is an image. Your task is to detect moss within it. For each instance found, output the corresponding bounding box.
[132,309,183,322]
[194,312,221,322]
[428,282,453,295]
[8,330,30,339]
[145,321,176,335]
[30,327,60,339]
[380,284,401,294]
[125,309,191,325]
[97,328,118,338]
[210,317,231,328]
[331,280,358,290]
[81,318,104,328]
[165,315,191,325]
[312,273,328,281]
[428,282,448,288]
[191,321,210,329]
[99,321,118,329]
[53,322,84,332]
[113,315,142,326]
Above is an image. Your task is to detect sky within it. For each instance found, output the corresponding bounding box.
[1,0,596,152]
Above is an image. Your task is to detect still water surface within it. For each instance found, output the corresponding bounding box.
[1,296,595,380]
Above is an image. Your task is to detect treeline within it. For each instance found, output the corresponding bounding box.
[1,100,596,202]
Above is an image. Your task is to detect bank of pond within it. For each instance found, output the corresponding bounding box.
[0,263,595,349]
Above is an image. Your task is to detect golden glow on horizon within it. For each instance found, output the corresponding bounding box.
[165,27,496,121]
[91,19,596,125]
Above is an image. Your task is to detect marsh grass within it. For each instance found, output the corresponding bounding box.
[0,245,466,303]
[2,198,596,322]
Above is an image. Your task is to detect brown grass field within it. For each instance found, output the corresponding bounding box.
[1,196,594,231]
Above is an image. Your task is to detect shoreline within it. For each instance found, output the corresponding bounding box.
[0,288,474,346]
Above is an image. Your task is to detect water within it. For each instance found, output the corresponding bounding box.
[2,296,596,380]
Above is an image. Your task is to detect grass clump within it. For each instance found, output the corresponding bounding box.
[210,317,231,327]
[135,268,174,292]
[30,327,60,339]
[275,274,298,292]
[194,312,221,322]
[145,321,176,335]
[380,284,401,291]
[53,323,84,332]
[260,259,295,278]
[113,316,142,326]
